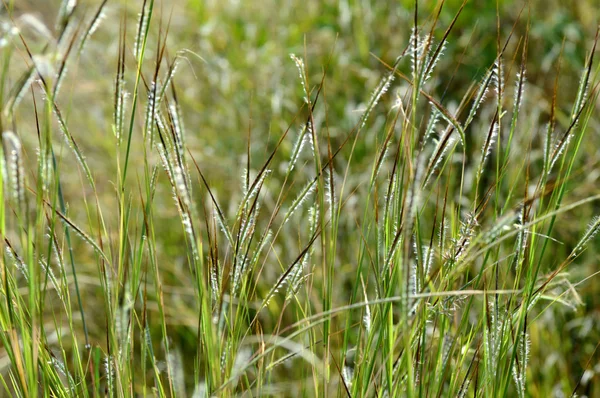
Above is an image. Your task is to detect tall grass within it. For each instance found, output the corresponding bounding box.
[0,0,599,396]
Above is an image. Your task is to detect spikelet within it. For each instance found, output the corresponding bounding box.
[232,205,262,295]
[444,212,478,264]
[169,103,187,165]
[159,57,181,99]
[115,90,129,144]
[362,302,371,336]
[53,107,95,188]
[512,330,530,398]
[105,355,114,397]
[422,39,446,84]
[382,230,402,273]
[513,69,527,115]
[155,136,200,262]
[542,123,553,174]
[465,67,494,128]
[49,232,66,275]
[548,132,573,175]
[36,145,52,196]
[240,168,249,197]
[421,245,434,285]
[481,120,499,165]
[408,258,419,315]
[325,169,336,219]
[422,108,441,148]
[237,220,255,256]
[424,126,457,186]
[410,27,434,86]
[238,201,260,249]
[492,58,504,97]
[358,68,396,132]
[144,81,158,141]
[306,122,316,153]
[433,101,465,146]
[283,179,316,224]
[249,230,272,270]
[262,237,316,309]
[513,204,529,271]
[113,22,127,144]
[232,255,249,296]
[173,162,191,209]
[220,339,231,372]
[212,205,231,243]
[210,259,221,300]
[134,3,151,59]
[180,207,199,263]
[290,54,310,104]
[359,277,371,334]
[103,259,113,305]
[379,176,400,269]
[287,125,309,174]
[285,206,317,300]
[381,174,396,230]
[2,131,25,208]
[370,129,394,188]
[155,140,172,180]
[5,244,28,280]
[77,0,107,55]
[484,302,500,376]
[284,249,309,301]
[477,119,499,180]
[243,169,271,209]
[411,27,446,92]
[571,216,600,256]
[283,205,318,300]
[506,66,527,155]
[438,217,448,251]
[113,67,127,140]
[55,208,111,264]
[571,66,591,124]
[410,27,422,80]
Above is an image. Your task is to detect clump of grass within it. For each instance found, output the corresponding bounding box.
[0,0,599,397]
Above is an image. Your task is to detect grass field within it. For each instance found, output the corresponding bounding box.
[0,0,600,396]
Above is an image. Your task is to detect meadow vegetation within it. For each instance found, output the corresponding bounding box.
[0,0,599,396]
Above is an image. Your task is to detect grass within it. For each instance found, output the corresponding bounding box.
[0,0,600,396]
